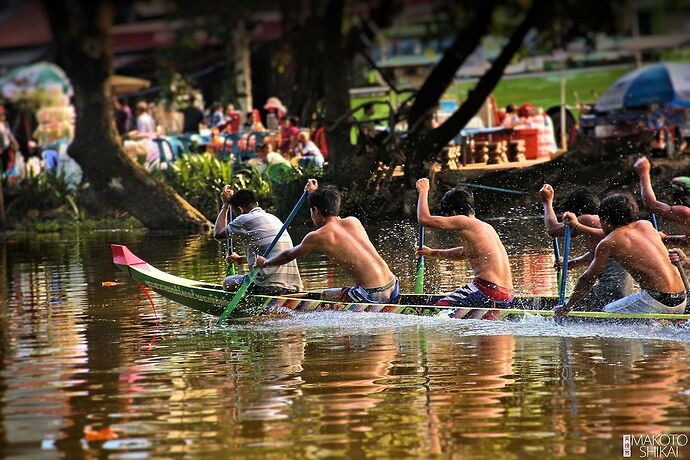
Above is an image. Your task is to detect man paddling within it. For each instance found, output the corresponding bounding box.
[255,179,399,303]
[634,156,690,244]
[415,178,514,307]
[214,187,303,295]
[539,184,634,309]
[555,193,686,317]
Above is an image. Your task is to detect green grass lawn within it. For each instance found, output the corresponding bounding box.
[350,66,635,126]
[450,66,632,110]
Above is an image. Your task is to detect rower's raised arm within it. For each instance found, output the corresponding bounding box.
[416,178,470,230]
[539,184,565,237]
[633,156,678,218]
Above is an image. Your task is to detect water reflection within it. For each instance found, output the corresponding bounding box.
[0,225,689,458]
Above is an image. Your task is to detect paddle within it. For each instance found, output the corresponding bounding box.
[415,226,425,294]
[455,182,526,195]
[651,212,659,231]
[216,190,309,324]
[558,224,572,306]
[552,237,562,294]
[225,206,236,277]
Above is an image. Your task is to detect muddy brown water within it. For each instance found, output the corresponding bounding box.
[1,218,689,459]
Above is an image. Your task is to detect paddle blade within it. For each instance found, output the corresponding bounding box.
[414,258,425,294]
[217,268,258,324]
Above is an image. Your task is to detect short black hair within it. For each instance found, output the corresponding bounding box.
[561,188,600,216]
[230,189,258,209]
[598,193,638,228]
[309,186,341,217]
[440,186,474,216]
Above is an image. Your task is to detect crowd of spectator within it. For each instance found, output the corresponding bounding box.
[113,95,327,172]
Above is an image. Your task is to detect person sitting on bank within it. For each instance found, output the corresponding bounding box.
[555,193,686,317]
[415,178,514,308]
[214,188,303,295]
[634,156,690,244]
[539,184,634,310]
[255,179,399,303]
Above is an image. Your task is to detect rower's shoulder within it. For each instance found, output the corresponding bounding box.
[341,216,364,228]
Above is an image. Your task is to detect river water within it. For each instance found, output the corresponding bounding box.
[1,218,690,459]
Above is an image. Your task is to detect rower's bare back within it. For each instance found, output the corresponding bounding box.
[311,217,394,288]
[606,221,683,292]
[459,219,513,290]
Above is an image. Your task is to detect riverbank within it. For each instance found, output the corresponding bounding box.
[446,137,690,218]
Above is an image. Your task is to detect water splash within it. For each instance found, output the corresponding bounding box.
[217,310,690,343]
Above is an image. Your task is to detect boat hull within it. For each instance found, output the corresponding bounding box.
[111,244,690,325]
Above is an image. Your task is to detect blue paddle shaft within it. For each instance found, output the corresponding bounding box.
[261,191,308,258]
[553,237,562,292]
[558,225,572,305]
[217,191,308,324]
[651,212,659,231]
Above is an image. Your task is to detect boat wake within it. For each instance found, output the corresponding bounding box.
[216,310,690,343]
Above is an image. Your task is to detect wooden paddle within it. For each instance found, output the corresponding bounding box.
[225,206,236,277]
[217,190,309,324]
[415,226,425,294]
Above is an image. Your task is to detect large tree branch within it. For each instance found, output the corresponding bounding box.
[424,0,545,152]
[406,0,497,129]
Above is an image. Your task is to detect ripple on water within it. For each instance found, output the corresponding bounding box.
[2,230,690,459]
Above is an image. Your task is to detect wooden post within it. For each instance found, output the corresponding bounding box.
[560,73,567,150]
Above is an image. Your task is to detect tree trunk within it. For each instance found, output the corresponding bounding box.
[43,0,209,231]
[416,0,545,163]
[406,1,496,130]
[0,177,4,230]
[232,23,253,112]
[322,0,355,172]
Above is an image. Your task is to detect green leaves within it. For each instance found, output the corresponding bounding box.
[158,154,275,220]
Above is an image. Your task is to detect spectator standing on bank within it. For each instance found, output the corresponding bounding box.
[136,101,155,134]
[182,96,204,134]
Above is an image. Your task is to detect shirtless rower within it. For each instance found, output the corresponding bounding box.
[634,156,690,244]
[255,179,399,303]
[415,178,514,307]
[539,184,634,309]
[555,193,686,317]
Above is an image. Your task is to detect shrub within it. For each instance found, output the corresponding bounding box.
[5,168,81,218]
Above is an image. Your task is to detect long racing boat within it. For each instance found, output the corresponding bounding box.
[112,244,690,325]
